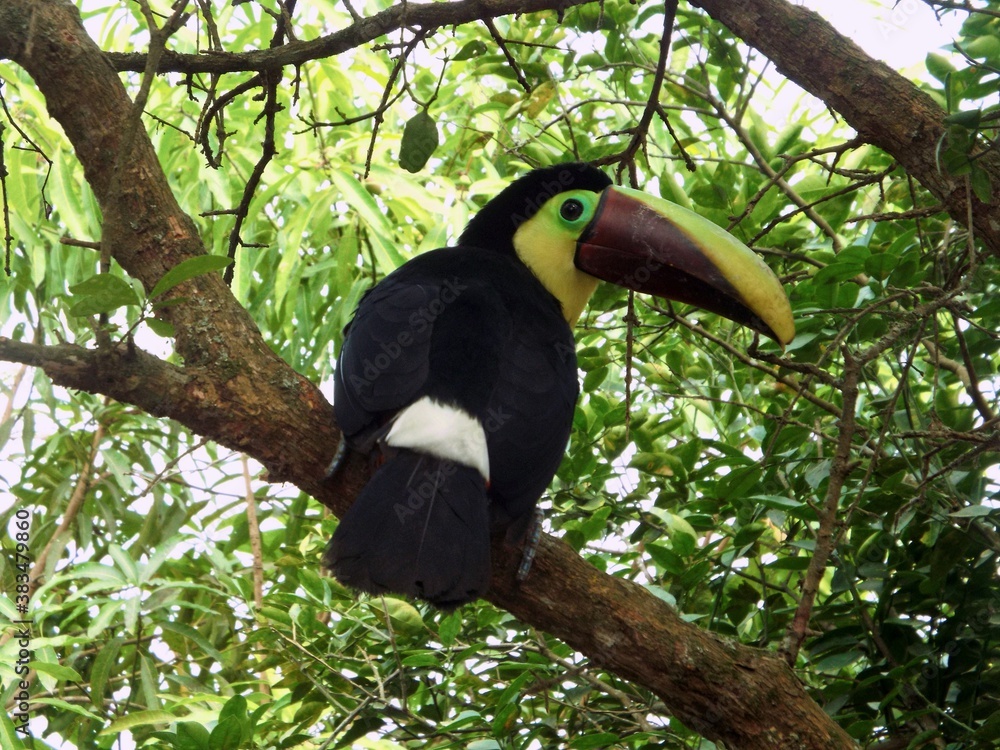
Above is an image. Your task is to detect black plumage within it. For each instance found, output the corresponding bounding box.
[326,165,612,607]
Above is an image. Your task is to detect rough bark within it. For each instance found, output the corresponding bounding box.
[690,0,1000,257]
[0,1,856,748]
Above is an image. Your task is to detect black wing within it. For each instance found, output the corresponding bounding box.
[335,247,511,445]
[334,246,579,524]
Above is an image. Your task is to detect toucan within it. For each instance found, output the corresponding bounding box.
[325,163,794,608]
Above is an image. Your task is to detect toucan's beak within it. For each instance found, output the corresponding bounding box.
[576,186,795,345]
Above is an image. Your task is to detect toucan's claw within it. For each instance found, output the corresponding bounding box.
[324,432,349,482]
[516,507,545,582]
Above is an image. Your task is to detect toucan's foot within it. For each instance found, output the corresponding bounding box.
[516,508,545,582]
[324,433,349,482]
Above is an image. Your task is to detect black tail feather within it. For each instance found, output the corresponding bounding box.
[323,449,491,608]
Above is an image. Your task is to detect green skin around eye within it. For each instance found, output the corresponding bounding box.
[556,192,598,229]
[512,191,604,323]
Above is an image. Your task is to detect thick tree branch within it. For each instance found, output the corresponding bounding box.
[0,336,332,491]
[690,0,1000,257]
[485,532,854,748]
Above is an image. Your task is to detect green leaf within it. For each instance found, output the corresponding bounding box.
[523,81,556,119]
[329,171,405,270]
[582,365,608,392]
[296,566,328,602]
[29,697,102,721]
[158,621,227,663]
[454,40,488,60]
[139,536,184,584]
[399,111,439,173]
[491,702,518,736]
[950,504,994,518]
[814,649,864,672]
[209,716,245,750]
[925,52,956,82]
[71,562,128,584]
[28,661,83,682]
[438,610,462,647]
[442,710,484,732]
[401,652,441,668]
[631,451,684,479]
[864,252,898,280]
[943,109,982,128]
[140,654,163,710]
[571,733,621,749]
[68,273,140,316]
[747,494,802,511]
[87,602,123,639]
[90,637,123,708]
[962,34,1000,61]
[375,597,425,635]
[971,164,993,203]
[0,711,28,750]
[145,315,176,338]
[813,245,870,284]
[773,123,804,155]
[150,255,234,300]
[108,543,139,583]
[973,710,1000,741]
[767,556,812,570]
[219,694,249,724]
[646,542,684,575]
[176,721,211,750]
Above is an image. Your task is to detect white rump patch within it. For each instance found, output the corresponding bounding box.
[385,397,490,480]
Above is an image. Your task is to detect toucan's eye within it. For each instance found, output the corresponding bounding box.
[560,199,585,222]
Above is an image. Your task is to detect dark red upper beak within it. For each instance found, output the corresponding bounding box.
[576,186,794,345]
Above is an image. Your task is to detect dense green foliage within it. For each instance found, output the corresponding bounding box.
[1,0,998,748]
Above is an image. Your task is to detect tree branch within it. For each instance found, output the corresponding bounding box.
[0,336,334,493]
[690,0,1000,257]
[779,348,861,664]
[27,415,106,600]
[99,0,596,74]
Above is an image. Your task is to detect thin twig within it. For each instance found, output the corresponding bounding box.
[241,454,265,609]
[484,17,530,93]
[846,205,945,223]
[27,413,108,601]
[533,635,656,733]
[599,0,678,177]
[923,336,997,423]
[0,124,11,275]
[361,30,427,179]
[0,80,54,219]
[778,348,861,664]
[223,73,280,284]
